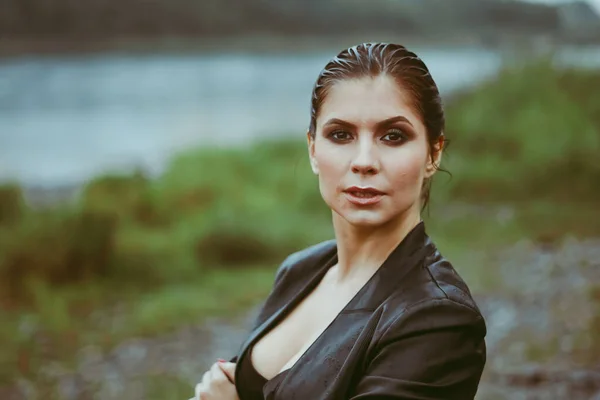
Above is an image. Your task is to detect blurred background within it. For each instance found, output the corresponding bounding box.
[1,0,600,399]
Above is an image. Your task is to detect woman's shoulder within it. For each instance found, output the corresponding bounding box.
[422,247,483,316]
[380,243,485,337]
[272,239,337,284]
[249,240,337,329]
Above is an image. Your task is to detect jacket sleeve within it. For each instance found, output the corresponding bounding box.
[350,299,487,400]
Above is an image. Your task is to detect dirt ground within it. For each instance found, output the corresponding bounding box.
[2,238,600,400]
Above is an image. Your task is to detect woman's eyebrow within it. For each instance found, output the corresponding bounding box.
[322,115,414,129]
[377,115,413,128]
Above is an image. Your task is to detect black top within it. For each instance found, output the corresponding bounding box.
[236,343,289,400]
[232,222,487,400]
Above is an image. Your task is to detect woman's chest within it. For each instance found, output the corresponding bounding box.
[263,309,382,400]
[251,283,357,380]
[242,300,384,400]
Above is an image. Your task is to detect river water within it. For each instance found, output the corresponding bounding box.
[0,46,598,188]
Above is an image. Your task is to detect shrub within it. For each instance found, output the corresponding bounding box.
[0,183,24,226]
[80,170,166,227]
[154,138,333,268]
[194,228,283,267]
[0,209,117,300]
[444,61,600,202]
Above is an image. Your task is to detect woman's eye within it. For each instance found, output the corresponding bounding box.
[382,130,407,143]
[330,131,352,141]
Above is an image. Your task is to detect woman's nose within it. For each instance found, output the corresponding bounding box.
[350,141,380,175]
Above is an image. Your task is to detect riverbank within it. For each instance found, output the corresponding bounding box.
[4,33,599,60]
[0,34,483,59]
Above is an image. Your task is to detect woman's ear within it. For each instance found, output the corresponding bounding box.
[425,135,444,177]
[307,130,319,175]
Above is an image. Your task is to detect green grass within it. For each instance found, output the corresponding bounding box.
[0,58,599,389]
[0,266,277,385]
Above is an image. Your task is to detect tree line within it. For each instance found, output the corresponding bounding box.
[1,0,566,39]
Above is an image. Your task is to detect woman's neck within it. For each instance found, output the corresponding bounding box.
[331,209,422,282]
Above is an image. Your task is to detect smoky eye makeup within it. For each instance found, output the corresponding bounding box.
[321,121,353,138]
[326,129,353,142]
[381,122,415,140]
[382,128,408,140]
[319,116,419,142]
[377,130,409,146]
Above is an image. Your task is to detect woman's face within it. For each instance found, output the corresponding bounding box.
[308,74,441,228]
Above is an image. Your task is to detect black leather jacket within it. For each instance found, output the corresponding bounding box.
[232,221,487,400]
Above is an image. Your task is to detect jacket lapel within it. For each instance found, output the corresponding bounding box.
[233,221,432,396]
[234,246,337,382]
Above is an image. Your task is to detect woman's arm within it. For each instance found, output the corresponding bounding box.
[350,299,486,400]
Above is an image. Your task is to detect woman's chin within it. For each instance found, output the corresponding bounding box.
[339,209,391,228]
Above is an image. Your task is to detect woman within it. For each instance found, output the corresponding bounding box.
[191,42,486,400]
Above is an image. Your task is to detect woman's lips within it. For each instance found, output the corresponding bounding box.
[343,187,385,206]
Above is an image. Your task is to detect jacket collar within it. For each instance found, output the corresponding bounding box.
[334,220,431,311]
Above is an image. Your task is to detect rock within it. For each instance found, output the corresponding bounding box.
[477,237,600,399]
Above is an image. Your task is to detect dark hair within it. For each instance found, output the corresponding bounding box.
[308,42,449,211]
